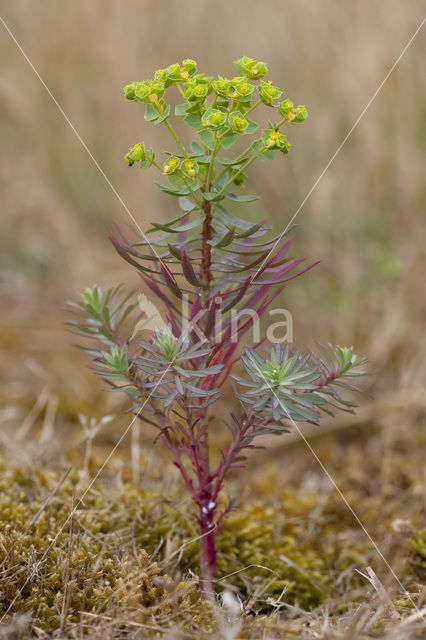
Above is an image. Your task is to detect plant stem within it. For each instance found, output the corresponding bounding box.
[274,116,287,129]
[215,155,257,197]
[199,505,216,600]
[245,98,262,116]
[182,178,203,208]
[214,139,257,185]
[176,84,186,99]
[200,197,213,308]
[206,136,220,189]
[164,119,188,157]
[194,139,221,597]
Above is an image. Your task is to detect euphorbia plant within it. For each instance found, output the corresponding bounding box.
[68,57,366,599]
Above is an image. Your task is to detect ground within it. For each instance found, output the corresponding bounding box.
[0,315,424,638]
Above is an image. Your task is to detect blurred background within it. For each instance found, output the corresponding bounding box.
[1,0,425,444]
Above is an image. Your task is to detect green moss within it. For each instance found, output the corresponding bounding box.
[409,529,426,581]
[0,457,341,633]
[0,460,196,632]
[5,449,413,635]
[216,501,331,606]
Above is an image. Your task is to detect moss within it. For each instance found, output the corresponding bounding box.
[216,500,332,607]
[0,460,196,632]
[0,456,375,633]
[0,456,341,635]
[409,529,426,581]
[1,441,423,637]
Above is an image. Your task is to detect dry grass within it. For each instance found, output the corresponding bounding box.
[0,400,424,638]
[1,0,426,637]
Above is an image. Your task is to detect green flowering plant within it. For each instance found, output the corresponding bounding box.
[68,56,366,600]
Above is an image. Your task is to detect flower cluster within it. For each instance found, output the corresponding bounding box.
[212,76,255,103]
[122,56,308,173]
[162,155,199,180]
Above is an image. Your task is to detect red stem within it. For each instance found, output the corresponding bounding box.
[193,176,218,597]
[199,504,216,599]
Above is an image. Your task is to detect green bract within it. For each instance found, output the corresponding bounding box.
[181,159,199,179]
[185,80,209,101]
[292,105,308,123]
[163,155,180,175]
[134,81,151,102]
[230,80,254,103]
[258,80,282,105]
[182,58,197,76]
[228,110,249,133]
[124,142,146,166]
[212,77,230,98]
[234,55,268,79]
[123,82,138,100]
[233,169,247,186]
[201,107,227,129]
[278,99,294,117]
[261,129,291,154]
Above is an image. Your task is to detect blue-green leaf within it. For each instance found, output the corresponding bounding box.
[214,204,255,230]
[175,102,190,116]
[198,129,216,151]
[220,132,238,149]
[203,190,225,202]
[190,141,204,155]
[184,113,202,129]
[156,182,190,196]
[225,192,259,203]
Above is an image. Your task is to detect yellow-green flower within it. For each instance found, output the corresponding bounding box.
[229,80,254,102]
[234,56,268,79]
[212,77,231,98]
[125,142,146,166]
[181,59,197,78]
[228,111,249,134]
[123,82,138,100]
[181,159,199,179]
[149,80,165,98]
[201,108,227,129]
[154,68,168,82]
[184,79,209,101]
[261,129,291,154]
[265,131,280,148]
[213,76,255,103]
[258,80,282,106]
[162,156,180,175]
[278,99,294,118]
[166,63,181,78]
[134,81,151,102]
[134,80,165,108]
[292,105,308,123]
[278,100,308,124]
